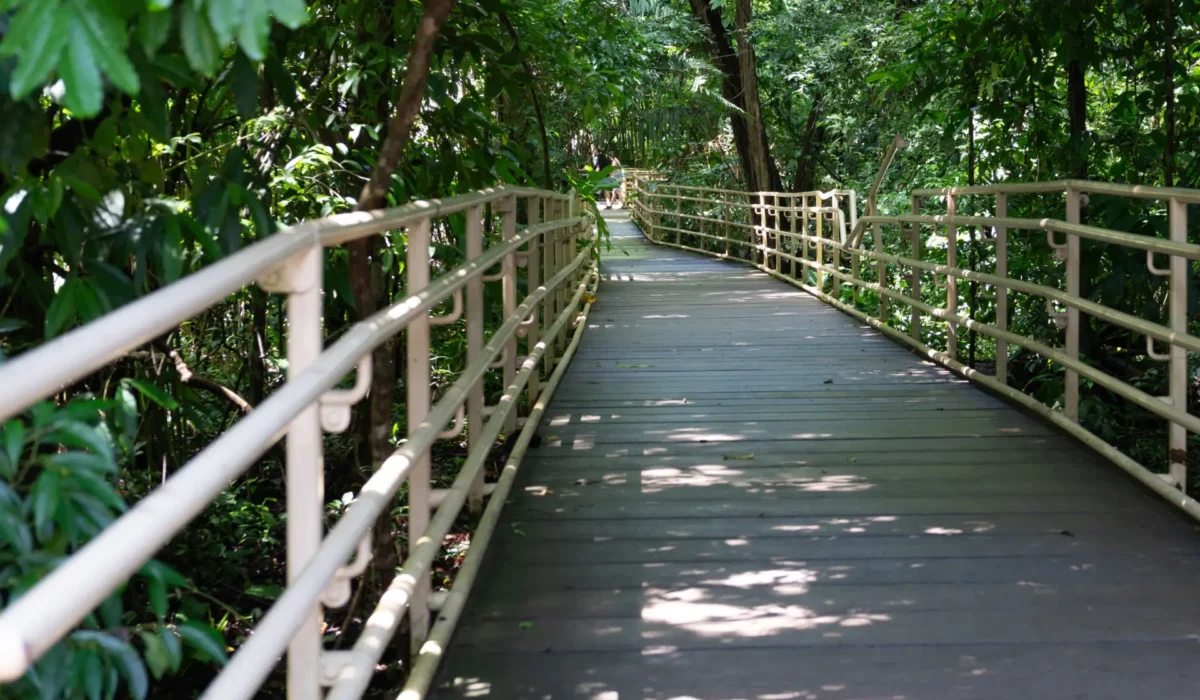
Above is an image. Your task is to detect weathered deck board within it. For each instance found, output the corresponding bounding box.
[432,210,1200,699]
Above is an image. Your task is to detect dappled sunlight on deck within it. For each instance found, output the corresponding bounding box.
[432,210,1200,700]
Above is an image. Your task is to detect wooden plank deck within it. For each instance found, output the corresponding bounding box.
[432,209,1200,699]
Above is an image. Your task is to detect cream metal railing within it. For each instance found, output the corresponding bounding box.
[0,185,600,698]
[629,174,1199,520]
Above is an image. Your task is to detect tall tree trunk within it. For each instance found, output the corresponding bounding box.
[685,0,781,194]
[1163,0,1176,186]
[349,0,456,581]
[735,0,769,191]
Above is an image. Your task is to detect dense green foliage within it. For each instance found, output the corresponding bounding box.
[0,0,1196,697]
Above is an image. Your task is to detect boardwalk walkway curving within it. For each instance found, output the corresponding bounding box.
[433,209,1200,699]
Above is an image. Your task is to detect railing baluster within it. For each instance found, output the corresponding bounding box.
[1065,188,1081,421]
[284,245,325,700]
[945,194,958,360]
[995,193,1008,384]
[465,204,485,512]
[525,196,542,411]
[1167,196,1188,490]
[500,195,519,435]
[910,195,922,343]
[405,216,433,652]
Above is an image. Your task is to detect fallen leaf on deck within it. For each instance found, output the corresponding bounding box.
[724,453,755,461]
[518,621,535,629]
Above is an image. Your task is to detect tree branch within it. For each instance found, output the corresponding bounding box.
[150,340,254,414]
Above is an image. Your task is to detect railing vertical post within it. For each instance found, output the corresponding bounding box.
[758,193,767,269]
[909,195,922,341]
[1167,197,1188,490]
[544,202,559,374]
[525,196,542,411]
[995,193,1008,385]
[814,201,824,290]
[774,195,783,275]
[1065,188,1081,422]
[501,195,518,434]
[945,194,958,360]
[674,187,682,246]
[465,205,485,512]
[559,193,576,350]
[405,216,433,653]
[790,195,798,278]
[723,192,730,257]
[284,246,324,700]
[871,216,886,320]
[802,194,811,282]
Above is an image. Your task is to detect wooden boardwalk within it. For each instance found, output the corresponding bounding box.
[433,209,1200,699]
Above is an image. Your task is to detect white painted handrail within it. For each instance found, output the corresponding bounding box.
[0,184,596,700]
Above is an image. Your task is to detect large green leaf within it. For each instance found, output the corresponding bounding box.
[238,0,271,61]
[268,0,308,29]
[137,9,173,58]
[61,26,104,116]
[181,3,220,76]
[5,0,70,99]
[207,0,246,46]
[70,0,140,95]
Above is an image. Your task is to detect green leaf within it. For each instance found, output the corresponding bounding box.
[181,3,220,76]
[3,419,24,471]
[238,0,270,61]
[723,453,755,461]
[109,639,148,699]
[45,278,79,339]
[42,451,117,474]
[5,0,70,99]
[177,622,228,664]
[125,378,179,409]
[70,0,140,95]
[268,0,308,29]
[141,560,191,588]
[137,9,173,58]
[32,470,62,540]
[230,53,259,120]
[82,650,104,700]
[158,627,182,672]
[138,631,169,679]
[263,55,296,107]
[61,23,104,116]
[49,420,113,457]
[207,0,245,46]
[146,569,169,617]
[162,215,184,282]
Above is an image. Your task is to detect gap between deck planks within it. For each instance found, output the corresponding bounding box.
[430,209,1200,700]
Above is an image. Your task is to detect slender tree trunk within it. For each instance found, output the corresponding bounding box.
[790,94,825,193]
[1163,0,1176,186]
[349,0,456,581]
[499,12,553,189]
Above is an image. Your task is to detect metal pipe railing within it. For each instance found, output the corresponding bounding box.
[629,172,1197,518]
[0,184,596,700]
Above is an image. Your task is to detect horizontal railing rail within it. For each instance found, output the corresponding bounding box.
[0,184,599,699]
[628,174,1198,521]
